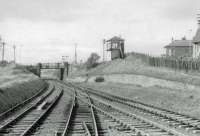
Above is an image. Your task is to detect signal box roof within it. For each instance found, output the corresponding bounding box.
[106,36,124,42]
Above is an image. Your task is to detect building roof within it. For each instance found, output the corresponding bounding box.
[164,39,192,48]
[193,27,200,43]
[106,36,124,42]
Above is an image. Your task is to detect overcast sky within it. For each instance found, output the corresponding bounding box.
[0,0,199,64]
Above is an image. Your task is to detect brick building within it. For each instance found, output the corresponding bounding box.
[164,37,193,59]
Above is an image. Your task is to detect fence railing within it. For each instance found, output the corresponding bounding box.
[127,52,200,72]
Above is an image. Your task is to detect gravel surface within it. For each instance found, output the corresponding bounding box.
[33,84,72,136]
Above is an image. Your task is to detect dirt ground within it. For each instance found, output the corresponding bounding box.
[81,82,200,118]
[68,54,200,86]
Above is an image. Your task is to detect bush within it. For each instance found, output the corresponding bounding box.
[95,77,104,82]
[85,53,100,69]
[0,61,8,67]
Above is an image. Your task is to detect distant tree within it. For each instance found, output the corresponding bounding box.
[85,53,100,69]
[0,60,8,67]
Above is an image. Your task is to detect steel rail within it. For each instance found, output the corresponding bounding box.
[54,80,149,136]
[62,91,95,136]
[79,94,184,136]
[73,91,149,136]
[55,81,151,136]
[67,89,99,136]
[89,102,99,136]
[0,85,55,131]
[47,80,200,135]
[94,105,148,136]
[87,92,99,136]
[48,79,101,136]
[21,89,63,136]
[66,83,188,136]
[82,121,92,136]
[61,92,76,136]
[92,97,187,136]
[0,82,48,120]
[85,86,200,120]
[82,86,200,133]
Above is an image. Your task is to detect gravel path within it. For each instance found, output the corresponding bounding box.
[32,84,72,136]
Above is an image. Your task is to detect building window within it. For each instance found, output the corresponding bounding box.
[168,49,171,56]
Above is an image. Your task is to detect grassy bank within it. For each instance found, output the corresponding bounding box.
[0,64,47,113]
[68,54,200,86]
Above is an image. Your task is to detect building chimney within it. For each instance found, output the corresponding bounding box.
[182,36,186,40]
[171,37,174,42]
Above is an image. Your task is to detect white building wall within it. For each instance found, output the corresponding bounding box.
[193,43,200,58]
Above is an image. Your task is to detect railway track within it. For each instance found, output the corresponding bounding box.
[81,87,200,136]
[60,90,99,136]
[64,85,178,136]
[60,81,200,136]
[2,79,199,136]
[0,81,48,121]
[0,82,63,136]
[31,82,73,136]
[58,85,138,136]
[1,80,101,136]
[0,82,53,129]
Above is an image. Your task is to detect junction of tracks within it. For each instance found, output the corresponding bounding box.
[1,79,200,136]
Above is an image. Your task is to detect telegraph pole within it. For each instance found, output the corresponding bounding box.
[0,36,1,62]
[0,36,5,62]
[13,45,16,63]
[2,41,5,62]
[75,43,77,64]
[103,39,106,61]
[198,13,200,25]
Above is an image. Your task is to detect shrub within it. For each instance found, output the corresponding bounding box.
[95,77,104,82]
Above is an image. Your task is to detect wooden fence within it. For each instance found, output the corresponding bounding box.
[127,52,200,72]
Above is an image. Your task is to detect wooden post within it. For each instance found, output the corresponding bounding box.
[64,62,69,76]
[37,63,42,77]
[60,68,65,80]
[2,42,5,62]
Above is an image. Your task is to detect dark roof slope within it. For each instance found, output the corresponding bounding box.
[193,28,200,43]
[164,40,192,48]
[106,36,124,42]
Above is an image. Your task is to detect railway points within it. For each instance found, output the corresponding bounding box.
[1,79,200,136]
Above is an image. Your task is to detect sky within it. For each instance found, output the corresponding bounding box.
[0,0,199,64]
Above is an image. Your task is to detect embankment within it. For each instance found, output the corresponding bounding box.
[65,53,200,118]
[0,64,47,114]
[0,79,47,114]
